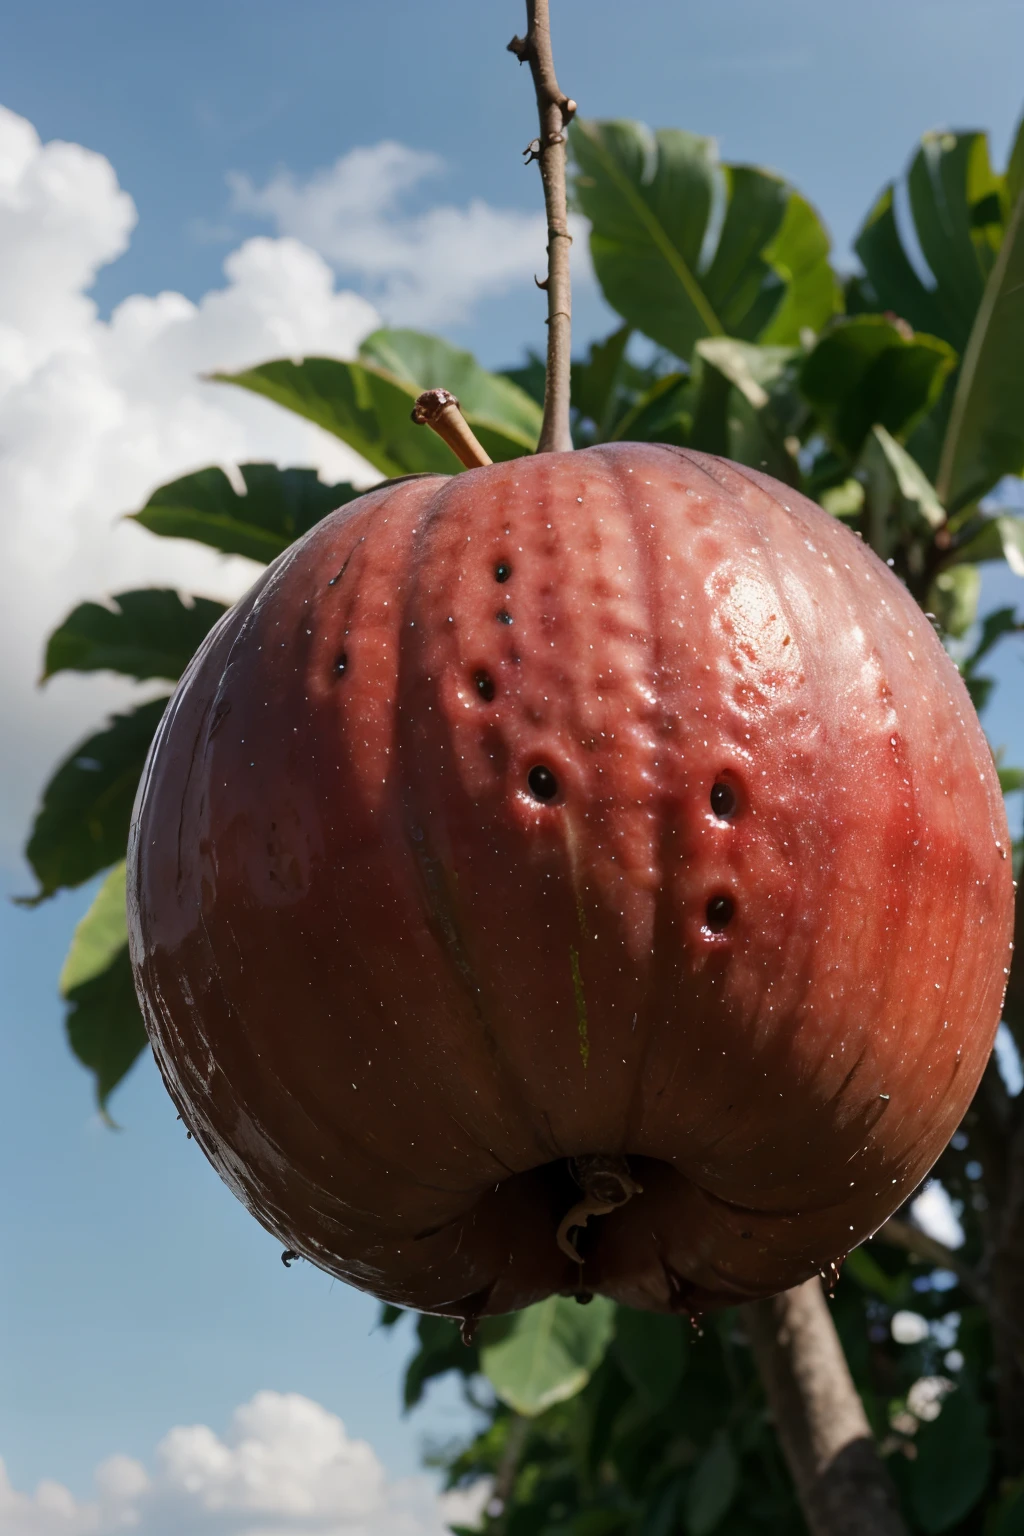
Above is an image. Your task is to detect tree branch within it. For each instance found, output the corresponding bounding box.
[874,1216,987,1306]
[509,0,576,454]
[744,1280,908,1536]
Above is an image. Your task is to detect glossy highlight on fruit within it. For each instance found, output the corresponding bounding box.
[128,444,1014,1322]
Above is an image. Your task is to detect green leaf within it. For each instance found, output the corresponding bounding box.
[964,605,1022,669]
[992,1475,1024,1535]
[853,184,947,338]
[800,316,957,461]
[929,565,982,639]
[907,132,1003,351]
[501,351,547,407]
[846,1244,912,1307]
[907,1386,991,1532]
[43,590,227,684]
[854,131,1006,354]
[1008,112,1024,214]
[608,372,693,448]
[358,328,543,448]
[58,862,146,1111]
[23,697,168,901]
[685,1432,739,1536]
[64,943,147,1113]
[820,478,866,519]
[130,463,360,564]
[612,1308,687,1410]
[855,425,946,561]
[216,345,538,482]
[571,325,633,438]
[479,1296,615,1417]
[951,514,1024,575]
[403,1314,477,1410]
[999,767,1024,794]
[928,565,982,639]
[570,119,836,361]
[59,861,128,993]
[758,189,840,345]
[694,338,804,483]
[936,185,1024,511]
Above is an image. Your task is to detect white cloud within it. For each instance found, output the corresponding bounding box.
[228,141,588,328]
[0,105,381,869]
[0,1390,489,1535]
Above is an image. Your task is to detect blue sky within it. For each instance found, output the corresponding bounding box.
[0,0,1023,1524]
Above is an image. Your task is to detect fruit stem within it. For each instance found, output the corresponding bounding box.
[411,389,493,469]
[556,1155,642,1262]
[508,1,576,455]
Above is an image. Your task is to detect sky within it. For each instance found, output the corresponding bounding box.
[1,0,1023,1528]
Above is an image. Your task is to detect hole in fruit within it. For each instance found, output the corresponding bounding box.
[495,561,512,583]
[496,609,513,625]
[333,651,348,677]
[474,670,496,701]
[705,895,735,932]
[710,781,737,818]
[528,764,559,802]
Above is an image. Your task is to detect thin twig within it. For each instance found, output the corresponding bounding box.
[411,389,492,469]
[873,1217,987,1306]
[508,1,576,454]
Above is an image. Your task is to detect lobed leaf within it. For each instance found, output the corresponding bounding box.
[216,340,538,482]
[936,183,1024,512]
[43,589,228,684]
[800,316,957,461]
[570,119,837,362]
[131,463,361,564]
[23,697,169,902]
[357,329,543,447]
[59,863,146,1111]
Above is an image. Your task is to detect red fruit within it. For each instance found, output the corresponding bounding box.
[128,444,1014,1321]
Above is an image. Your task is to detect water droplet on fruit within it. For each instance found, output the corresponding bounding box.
[528,765,559,802]
[710,782,737,818]
[496,610,513,625]
[705,895,734,931]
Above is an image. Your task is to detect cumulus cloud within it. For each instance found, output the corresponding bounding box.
[0,104,381,867]
[0,1390,488,1535]
[228,141,588,327]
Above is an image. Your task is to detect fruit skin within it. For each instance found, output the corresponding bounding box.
[128,444,1014,1320]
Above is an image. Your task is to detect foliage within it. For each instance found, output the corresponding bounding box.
[20,104,1024,1532]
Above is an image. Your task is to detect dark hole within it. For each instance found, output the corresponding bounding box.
[496,609,513,625]
[333,651,348,677]
[574,1291,594,1305]
[474,670,496,701]
[495,561,512,583]
[710,781,738,818]
[528,764,559,802]
[705,895,735,931]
